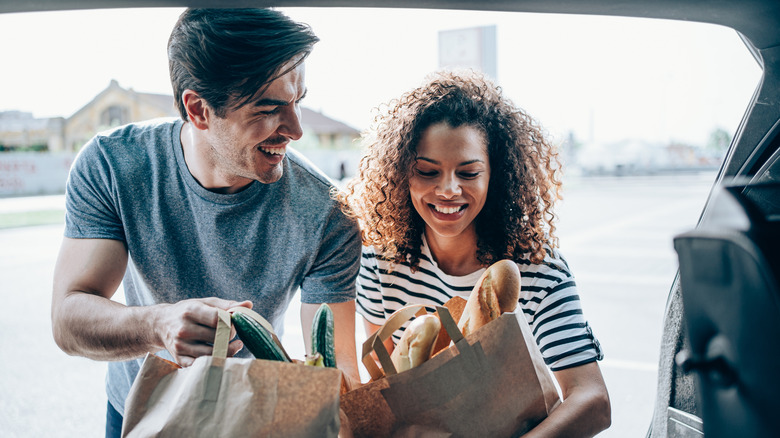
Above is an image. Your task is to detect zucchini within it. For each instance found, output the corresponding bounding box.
[232,311,289,362]
[311,303,337,368]
[304,351,325,367]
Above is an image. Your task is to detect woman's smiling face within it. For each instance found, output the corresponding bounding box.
[409,122,491,242]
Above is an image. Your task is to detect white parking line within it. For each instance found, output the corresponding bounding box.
[600,358,658,373]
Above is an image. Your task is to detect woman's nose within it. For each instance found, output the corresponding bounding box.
[435,174,461,198]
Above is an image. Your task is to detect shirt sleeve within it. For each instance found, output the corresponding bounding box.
[63,136,125,242]
[299,204,362,304]
[355,245,387,326]
[524,249,604,371]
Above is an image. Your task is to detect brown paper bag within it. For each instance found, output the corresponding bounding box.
[341,303,561,438]
[122,308,343,438]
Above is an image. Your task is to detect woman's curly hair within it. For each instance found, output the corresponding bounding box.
[338,70,563,269]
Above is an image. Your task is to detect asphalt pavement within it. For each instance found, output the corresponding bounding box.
[0,171,718,437]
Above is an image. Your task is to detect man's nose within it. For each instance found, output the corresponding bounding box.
[279,105,303,141]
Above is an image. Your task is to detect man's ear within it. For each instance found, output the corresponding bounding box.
[182,89,210,130]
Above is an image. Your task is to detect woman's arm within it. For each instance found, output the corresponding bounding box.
[523,361,611,437]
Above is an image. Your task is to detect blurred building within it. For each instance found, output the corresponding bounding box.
[1,79,361,154]
[0,111,65,152]
[575,139,719,176]
[438,25,497,80]
[0,80,362,195]
[64,79,177,151]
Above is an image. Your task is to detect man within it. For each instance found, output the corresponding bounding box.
[50,8,362,437]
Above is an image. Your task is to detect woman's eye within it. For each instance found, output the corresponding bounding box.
[459,172,480,179]
[415,169,438,177]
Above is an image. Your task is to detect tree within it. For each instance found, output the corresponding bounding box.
[707,127,732,156]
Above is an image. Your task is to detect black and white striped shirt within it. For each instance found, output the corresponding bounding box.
[356,237,603,371]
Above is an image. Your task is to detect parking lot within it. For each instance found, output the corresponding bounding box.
[0,171,716,437]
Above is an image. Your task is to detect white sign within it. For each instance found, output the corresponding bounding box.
[438,25,497,79]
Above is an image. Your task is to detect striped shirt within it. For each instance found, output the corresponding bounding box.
[356,236,603,371]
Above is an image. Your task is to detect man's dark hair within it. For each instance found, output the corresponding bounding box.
[168,8,319,120]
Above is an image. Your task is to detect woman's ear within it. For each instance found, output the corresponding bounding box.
[182,89,210,130]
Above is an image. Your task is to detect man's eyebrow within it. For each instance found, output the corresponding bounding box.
[255,98,289,107]
[254,89,307,107]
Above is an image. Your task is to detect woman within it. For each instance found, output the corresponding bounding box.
[340,70,611,436]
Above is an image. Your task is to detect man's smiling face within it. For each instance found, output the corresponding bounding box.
[204,60,307,188]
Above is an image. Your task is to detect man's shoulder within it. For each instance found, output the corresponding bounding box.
[93,117,178,146]
[74,117,180,180]
[285,147,337,191]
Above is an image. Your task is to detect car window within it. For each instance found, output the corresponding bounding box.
[0,7,762,437]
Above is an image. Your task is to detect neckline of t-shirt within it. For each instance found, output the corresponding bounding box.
[420,234,486,284]
[171,119,264,205]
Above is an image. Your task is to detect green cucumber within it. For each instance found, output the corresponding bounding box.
[311,303,337,368]
[232,311,289,362]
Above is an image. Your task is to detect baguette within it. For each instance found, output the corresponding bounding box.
[390,314,441,372]
[457,259,521,336]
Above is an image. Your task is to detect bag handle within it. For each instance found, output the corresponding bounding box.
[362,304,465,380]
[213,309,232,359]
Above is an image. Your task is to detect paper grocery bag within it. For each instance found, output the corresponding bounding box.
[341,304,561,437]
[122,308,343,438]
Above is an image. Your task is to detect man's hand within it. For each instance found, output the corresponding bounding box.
[52,237,255,364]
[155,297,252,366]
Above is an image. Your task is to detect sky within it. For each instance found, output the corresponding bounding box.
[0,7,762,147]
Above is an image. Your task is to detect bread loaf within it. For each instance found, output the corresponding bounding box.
[431,296,467,356]
[390,314,441,372]
[457,259,521,336]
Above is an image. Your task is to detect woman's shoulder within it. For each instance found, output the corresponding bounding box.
[361,244,387,264]
[360,245,402,275]
[514,244,574,282]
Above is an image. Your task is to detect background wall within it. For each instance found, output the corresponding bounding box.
[0,152,77,197]
[0,149,361,198]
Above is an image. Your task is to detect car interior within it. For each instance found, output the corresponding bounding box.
[674,178,780,437]
[2,0,779,437]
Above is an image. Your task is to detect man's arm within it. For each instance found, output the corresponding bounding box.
[301,301,360,389]
[51,237,248,366]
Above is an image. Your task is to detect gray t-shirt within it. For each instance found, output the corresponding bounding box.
[63,117,361,415]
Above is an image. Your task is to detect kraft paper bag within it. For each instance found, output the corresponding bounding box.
[122,308,343,438]
[341,303,561,438]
